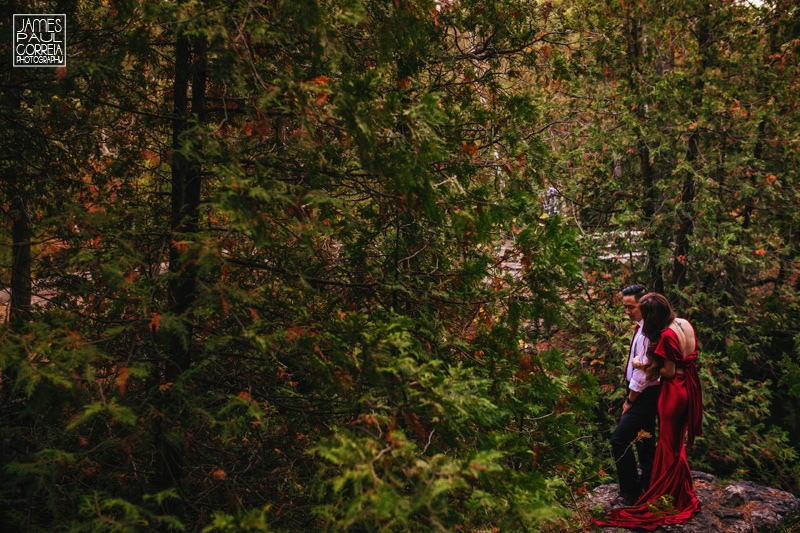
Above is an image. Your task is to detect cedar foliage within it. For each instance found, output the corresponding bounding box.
[2,0,594,530]
[2,0,800,531]
[556,0,800,496]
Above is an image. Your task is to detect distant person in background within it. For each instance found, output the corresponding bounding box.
[596,293,703,529]
[543,186,559,217]
[611,284,661,506]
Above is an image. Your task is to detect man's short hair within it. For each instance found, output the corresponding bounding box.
[622,284,647,301]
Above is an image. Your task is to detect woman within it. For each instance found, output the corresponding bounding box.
[595,293,703,530]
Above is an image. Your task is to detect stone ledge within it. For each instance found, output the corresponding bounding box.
[578,471,800,532]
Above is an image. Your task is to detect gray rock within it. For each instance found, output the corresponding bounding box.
[690,470,716,483]
[723,484,749,507]
[718,517,755,533]
[750,508,780,531]
[578,472,800,532]
[708,504,744,519]
[661,509,734,533]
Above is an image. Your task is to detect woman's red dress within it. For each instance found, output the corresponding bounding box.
[595,323,703,530]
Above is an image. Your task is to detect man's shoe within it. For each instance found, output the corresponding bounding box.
[622,491,642,507]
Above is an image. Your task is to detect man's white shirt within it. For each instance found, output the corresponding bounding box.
[627,320,659,392]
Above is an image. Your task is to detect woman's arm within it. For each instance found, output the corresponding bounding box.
[660,359,676,378]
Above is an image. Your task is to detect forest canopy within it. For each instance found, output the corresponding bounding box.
[1,0,800,531]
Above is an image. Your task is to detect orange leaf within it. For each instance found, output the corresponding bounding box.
[150,313,161,332]
[141,149,160,166]
[116,367,130,397]
[171,240,189,254]
[314,345,328,362]
[287,326,306,341]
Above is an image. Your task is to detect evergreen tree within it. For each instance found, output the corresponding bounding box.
[557,0,800,491]
[1,0,595,530]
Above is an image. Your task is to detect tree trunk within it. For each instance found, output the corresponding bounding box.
[640,140,664,294]
[167,33,207,377]
[7,74,30,327]
[155,21,207,518]
[626,16,664,293]
[9,196,31,326]
[672,134,699,290]
[672,12,710,292]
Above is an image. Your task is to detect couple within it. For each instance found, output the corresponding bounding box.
[595,285,703,530]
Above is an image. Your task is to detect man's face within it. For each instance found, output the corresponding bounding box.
[622,295,642,323]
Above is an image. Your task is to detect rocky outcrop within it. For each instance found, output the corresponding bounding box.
[581,471,800,532]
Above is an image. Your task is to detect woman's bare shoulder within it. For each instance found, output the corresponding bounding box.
[664,319,685,334]
[667,318,691,341]
[670,318,696,355]
[673,317,691,331]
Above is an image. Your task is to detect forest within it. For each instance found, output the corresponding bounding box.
[1,0,799,531]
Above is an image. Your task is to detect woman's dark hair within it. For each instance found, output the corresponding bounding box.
[639,293,676,380]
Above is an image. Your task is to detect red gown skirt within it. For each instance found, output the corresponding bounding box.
[594,372,701,530]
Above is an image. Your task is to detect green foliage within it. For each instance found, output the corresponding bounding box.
[201,506,276,533]
[553,0,800,494]
[4,0,800,531]
[1,0,593,531]
[70,490,185,532]
[690,351,800,488]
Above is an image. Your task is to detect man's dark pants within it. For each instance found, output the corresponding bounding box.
[611,384,660,498]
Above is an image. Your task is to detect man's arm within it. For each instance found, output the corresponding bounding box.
[623,337,651,415]
[622,389,640,415]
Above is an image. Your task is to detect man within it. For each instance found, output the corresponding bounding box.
[612,284,661,506]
